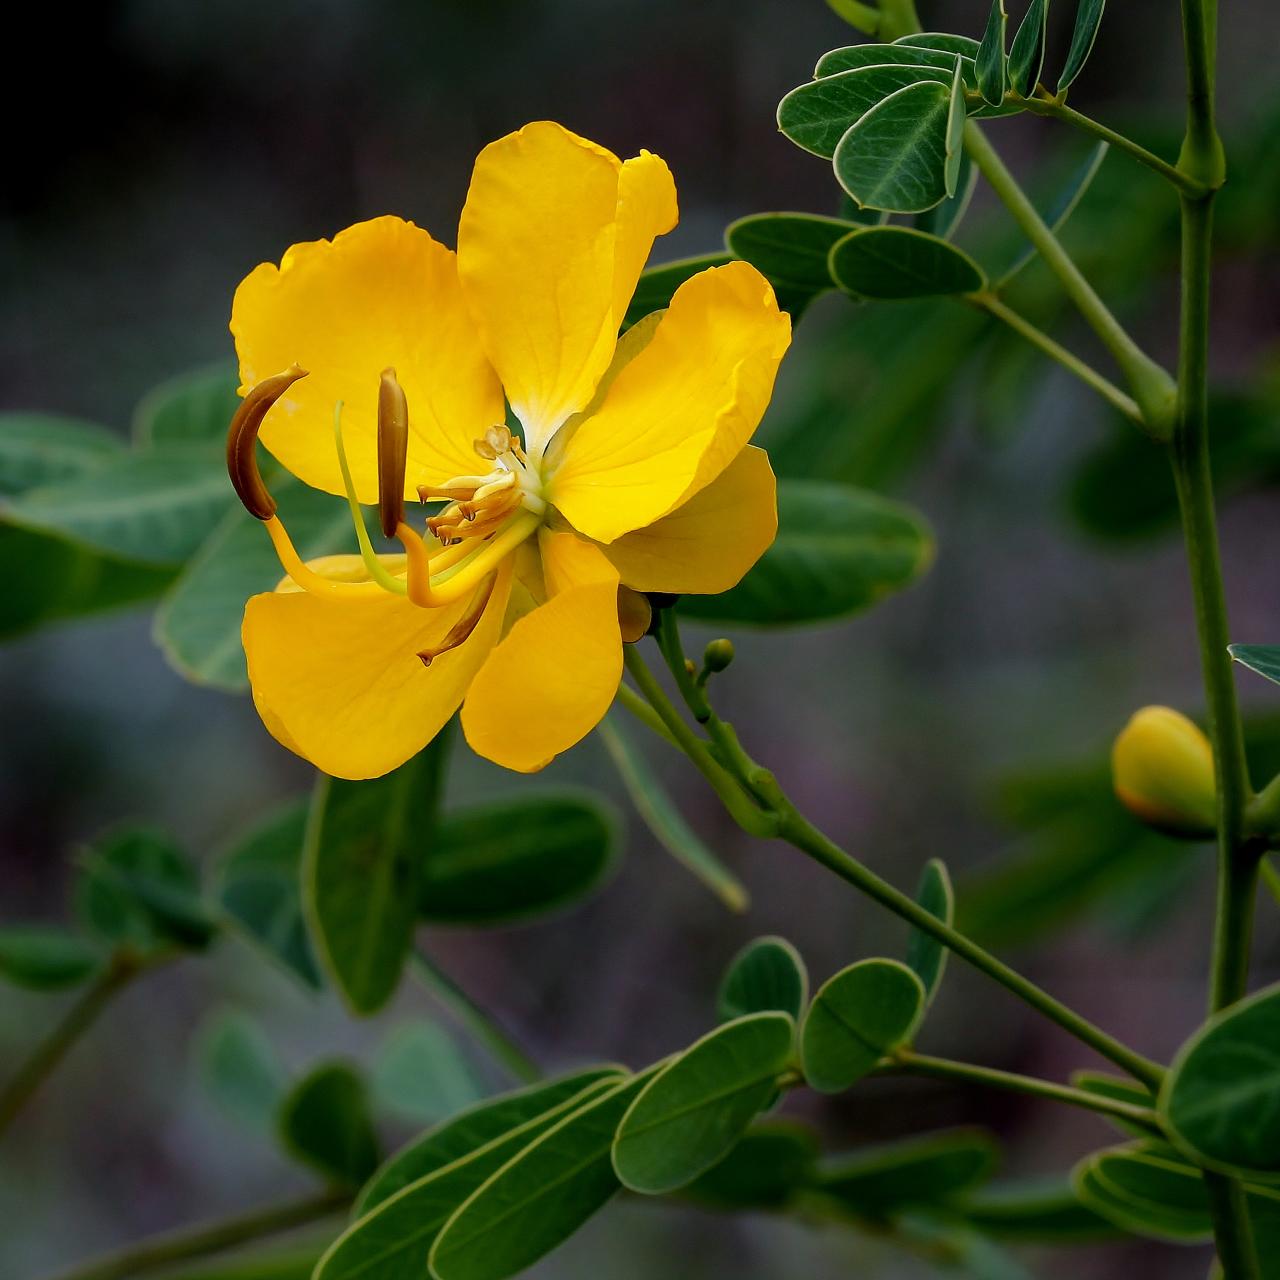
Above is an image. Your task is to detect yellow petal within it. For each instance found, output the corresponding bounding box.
[602,446,777,593]
[462,533,621,772]
[232,216,503,502]
[612,151,678,328]
[548,262,790,544]
[243,561,512,780]
[456,123,675,455]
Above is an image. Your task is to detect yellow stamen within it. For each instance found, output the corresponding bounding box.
[396,511,538,607]
[264,517,387,599]
[419,481,485,502]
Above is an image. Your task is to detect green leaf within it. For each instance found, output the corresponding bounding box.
[0,412,124,496]
[155,482,355,692]
[683,1120,820,1209]
[999,141,1109,285]
[1077,1143,1280,1258]
[0,925,100,990]
[829,226,986,299]
[1073,1144,1214,1240]
[623,254,731,329]
[612,1015,795,1194]
[680,480,932,626]
[1230,645,1280,689]
[894,33,982,60]
[134,365,240,448]
[725,213,856,295]
[305,733,452,1014]
[906,858,953,1003]
[418,791,619,925]
[197,1008,287,1134]
[778,64,952,159]
[217,802,322,991]
[815,1128,1000,1215]
[914,151,977,239]
[356,1068,625,1216]
[1161,981,1280,1178]
[959,1177,1120,1241]
[371,1022,483,1125]
[817,41,972,78]
[426,1070,659,1280]
[716,935,808,1023]
[801,958,925,1093]
[1057,0,1107,92]
[833,79,954,214]
[4,445,236,566]
[0,525,174,640]
[597,714,748,912]
[944,57,968,196]
[976,0,1009,105]
[278,1062,380,1189]
[322,1080,620,1280]
[1008,0,1048,97]
[76,827,215,952]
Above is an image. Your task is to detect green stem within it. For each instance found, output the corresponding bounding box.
[39,1190,346,1280]
[773,806,1165,1089]
[0,952,147,1140]
[1175,2,1252,1271]
[410,948,542,1084]
[1179,0,1226,187]
[622,647,778,837]
[971,293,1143,423]
[1023,95,1209,198]
[964,120,1178,436]
[630,634,1164,1088]
[1205,1175,1259,1280]
[1170,192,1255,1014]
[886,1050,1164,1136]
[614,679,682,749]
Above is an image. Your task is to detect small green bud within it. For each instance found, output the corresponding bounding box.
[1112,706,1216,839]
[703,639,735,674]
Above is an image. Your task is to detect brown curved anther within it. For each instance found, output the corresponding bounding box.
[417,578,498,667]
[226,365,308,519]
[378,367,410,539]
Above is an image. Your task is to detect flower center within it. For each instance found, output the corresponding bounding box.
[418,425,547,546]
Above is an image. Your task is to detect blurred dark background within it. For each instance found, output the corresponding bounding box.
[2,1,1278,1276]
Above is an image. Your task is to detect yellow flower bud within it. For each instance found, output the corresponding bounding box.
[1112,706,1216,838]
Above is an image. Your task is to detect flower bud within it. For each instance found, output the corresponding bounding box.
[1112,706,1216,838]
[703,638,735,674]
[616,586,652,644]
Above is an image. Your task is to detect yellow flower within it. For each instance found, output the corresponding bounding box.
[1112,705,1217,837]
[227,121,791,780]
